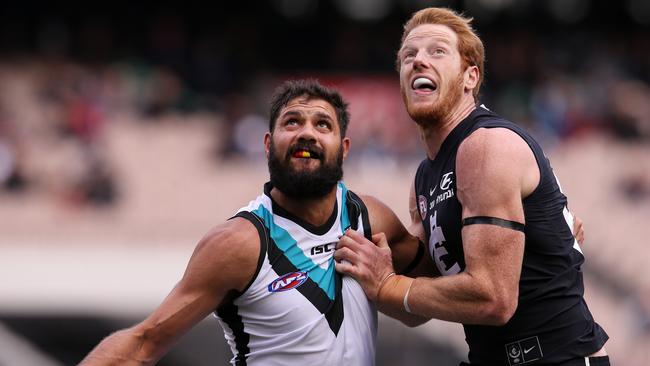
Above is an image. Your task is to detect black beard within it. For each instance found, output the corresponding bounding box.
[268,140,344,199]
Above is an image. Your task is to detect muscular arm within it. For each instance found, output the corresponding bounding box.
[337,128,539,326]
[387,128,537,325]
[79,218,260,365]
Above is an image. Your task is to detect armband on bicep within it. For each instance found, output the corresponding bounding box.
[462,216,525,232]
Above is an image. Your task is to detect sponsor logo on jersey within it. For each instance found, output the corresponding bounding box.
[505,336,542,365]
[268,271,308,293]
[440,172,453,190]
[430,172,455,208]
[418,195,428,221]
[310,242,334,256]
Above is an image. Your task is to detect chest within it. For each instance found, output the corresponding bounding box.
[268,215,345,271]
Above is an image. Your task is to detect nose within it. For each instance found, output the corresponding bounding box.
[413,49,430,71]
[296,122,317,143]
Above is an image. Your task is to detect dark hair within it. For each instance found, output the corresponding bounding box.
[268,79,350,137]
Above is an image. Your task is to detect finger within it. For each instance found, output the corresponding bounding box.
[573,217,585,245]
[372,232,389,249]
[334,246,361,264]
[573,217,581,231]
[576,226,585,245]
[337,234,363,252]
[345,229,372,245]
[335,260,357,275]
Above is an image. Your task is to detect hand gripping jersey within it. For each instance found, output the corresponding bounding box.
[216,182,377,366]
[414,106,608,365]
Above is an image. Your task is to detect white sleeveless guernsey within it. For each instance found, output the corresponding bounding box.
[215,182,377,366]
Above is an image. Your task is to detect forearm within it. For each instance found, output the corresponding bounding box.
[379,273,513,326]
[79,328,157,366]
[375,270,429,327]
[377,300,430,327]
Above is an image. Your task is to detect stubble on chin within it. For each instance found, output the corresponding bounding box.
[402,73,464,128]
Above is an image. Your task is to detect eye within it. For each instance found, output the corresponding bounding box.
[432,48,446,55]
[285,118,299,126]
[317,120,331,130]
[402,51,415,62]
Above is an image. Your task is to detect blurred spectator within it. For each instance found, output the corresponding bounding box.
[0,139,27,192]
[620,173,650,203]
[0,103,28,193]
[609,79,650,141]
[65,151,118,207]
[33,61,118,207]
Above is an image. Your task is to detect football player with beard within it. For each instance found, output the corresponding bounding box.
[335,7,610,366]
[79,79,428,366]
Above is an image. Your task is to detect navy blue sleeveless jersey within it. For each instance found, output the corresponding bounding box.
[414,106,608,365]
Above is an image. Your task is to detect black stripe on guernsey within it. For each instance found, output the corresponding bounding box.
[216,211,270,365]
[462,216,525,232]
[217,302,249,366]
[346,191,372,240]
[230,211,268,295]
[325,274,344,334]
[266,233,344,335]
[345,193,360,231]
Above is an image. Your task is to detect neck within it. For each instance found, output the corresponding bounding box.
[419,94,476,160]
[270,186,338,227]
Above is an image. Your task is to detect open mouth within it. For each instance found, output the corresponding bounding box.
[290,147,322,160]
[412,77,437,93]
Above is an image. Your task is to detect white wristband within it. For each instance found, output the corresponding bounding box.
[403,280,414,313]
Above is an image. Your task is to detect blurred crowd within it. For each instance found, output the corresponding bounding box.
[1,21,648,204]
[0,3,649,363]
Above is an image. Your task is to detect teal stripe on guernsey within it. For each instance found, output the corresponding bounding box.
[339,182,351,232]
[252,204,336,300]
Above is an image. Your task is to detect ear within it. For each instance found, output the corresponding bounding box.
[341,137,351,161]
[264,132,272,159]
[464,65,479,93]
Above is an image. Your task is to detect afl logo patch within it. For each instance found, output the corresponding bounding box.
[268,271,308,293]
[418,195,428,221]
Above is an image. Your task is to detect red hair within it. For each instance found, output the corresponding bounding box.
[399,7,485,99]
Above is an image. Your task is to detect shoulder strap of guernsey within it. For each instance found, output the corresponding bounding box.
[345,190,372,240]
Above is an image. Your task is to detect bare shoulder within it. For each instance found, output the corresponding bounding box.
[185,216,261,293]
[357,194,392,214]
[457,127,539,201]
[357,194,401,229]
[197,217,260,257]
[456,127,538,219]
[458,127,533,168]
[357,193,410,242]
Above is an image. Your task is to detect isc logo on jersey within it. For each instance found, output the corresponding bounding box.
[268,271,308,293]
